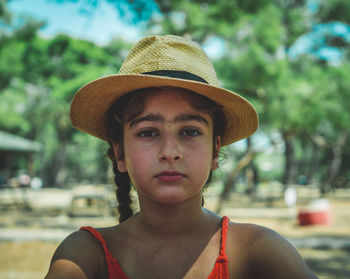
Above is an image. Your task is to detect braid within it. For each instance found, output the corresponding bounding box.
[107,146,133,223]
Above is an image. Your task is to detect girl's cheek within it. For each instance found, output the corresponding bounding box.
[127,148,156,171]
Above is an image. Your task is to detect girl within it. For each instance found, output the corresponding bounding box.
[46,35,317,279]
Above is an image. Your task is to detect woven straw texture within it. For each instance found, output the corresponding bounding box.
[70,35,258,146]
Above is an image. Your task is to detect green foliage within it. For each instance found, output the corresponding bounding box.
[21,37,51,82]
[316,0,350,23]
[0,8,130,186]
[0,40,25,88]
[0,80,31,133]
[0,0,11,23]
[253,5,284,53]
[13,16,46,41]
[69,132,110,183]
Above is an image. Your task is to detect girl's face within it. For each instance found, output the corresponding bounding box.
[114,88,220,205]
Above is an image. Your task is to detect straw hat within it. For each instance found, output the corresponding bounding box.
[70,35,258,146]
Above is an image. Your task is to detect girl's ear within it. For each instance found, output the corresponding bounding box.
[211,136,221,170]
[112,143,127,173]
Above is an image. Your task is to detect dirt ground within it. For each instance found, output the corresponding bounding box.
[0,188,349,279]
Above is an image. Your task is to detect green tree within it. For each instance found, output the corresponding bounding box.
[0,5,131,186]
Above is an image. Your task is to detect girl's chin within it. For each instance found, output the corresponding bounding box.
[143,189,202,205]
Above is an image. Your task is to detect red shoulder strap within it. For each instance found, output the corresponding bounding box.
[207,216,230,279]
[219,216,229,257]
[80,226,113,260]
[80,226,130,279]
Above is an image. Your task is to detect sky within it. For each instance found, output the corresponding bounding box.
[8,0,144,44]
[289,21,350,62]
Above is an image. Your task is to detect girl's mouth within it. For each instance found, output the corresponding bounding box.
[156,171,185,183]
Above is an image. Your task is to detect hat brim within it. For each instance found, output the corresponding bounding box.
[70,74,258,146]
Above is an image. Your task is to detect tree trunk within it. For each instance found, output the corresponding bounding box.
[321,132,348,194]
[245,163,259,200]
[282,132,296,189]
[41,142,68,187]
[54,144,68,187]
[307,140,320,185]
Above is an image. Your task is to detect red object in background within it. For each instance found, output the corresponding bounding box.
[297,199,333,226]
[297,210,332,225]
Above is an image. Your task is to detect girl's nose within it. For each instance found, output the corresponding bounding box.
[158,135,183,163]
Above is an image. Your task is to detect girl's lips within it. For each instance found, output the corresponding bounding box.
[156,171,185,182]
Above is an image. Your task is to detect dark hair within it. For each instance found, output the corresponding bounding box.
[106,87,225,223]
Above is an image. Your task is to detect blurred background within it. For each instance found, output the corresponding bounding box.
[0,0,349,278]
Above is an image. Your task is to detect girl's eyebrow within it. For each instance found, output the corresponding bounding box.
[128,113,209,127]
[174,113,209,126]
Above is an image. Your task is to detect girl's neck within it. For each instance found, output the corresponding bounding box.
[134,195,213,239]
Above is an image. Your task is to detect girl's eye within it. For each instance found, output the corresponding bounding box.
[180,128,201,137]
[137,129,158,137]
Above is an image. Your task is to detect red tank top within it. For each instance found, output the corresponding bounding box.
[80,216,230,279]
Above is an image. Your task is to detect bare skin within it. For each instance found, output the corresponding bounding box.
[46,213,317,279]
[46,89,317,279]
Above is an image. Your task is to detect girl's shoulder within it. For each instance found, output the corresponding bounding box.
[47,226,118,279]
[226,221,291,256]
[53,228,106,258]
[225,221,274,267]
[227,221,279,245]
[226,221,317,279]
